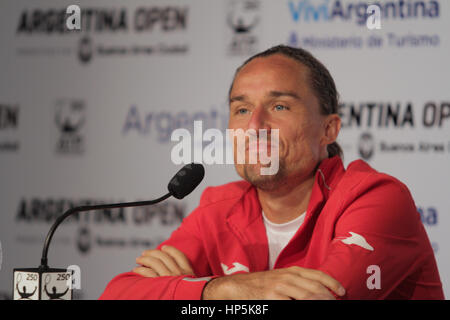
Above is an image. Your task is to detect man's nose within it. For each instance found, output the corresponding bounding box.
[248,106,270,132]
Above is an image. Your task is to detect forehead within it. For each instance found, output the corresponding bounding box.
[231,54,311,94]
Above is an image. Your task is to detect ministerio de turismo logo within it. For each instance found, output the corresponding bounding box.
[170,121,280,176]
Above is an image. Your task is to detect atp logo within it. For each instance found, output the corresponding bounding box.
[54,99,87,154]
[14,273,38,300]
[226,0,261,56]
[358,132,375,161]
[44,273,70,300]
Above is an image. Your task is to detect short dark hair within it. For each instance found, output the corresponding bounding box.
[230,45,343,158]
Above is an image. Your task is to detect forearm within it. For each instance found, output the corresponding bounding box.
[202,273,263,300]
[99,271,210,300]
[202,267,344,300]
[202,276,233,300]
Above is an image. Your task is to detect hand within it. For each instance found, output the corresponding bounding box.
[202,266,345,300]
[133,245,195,278]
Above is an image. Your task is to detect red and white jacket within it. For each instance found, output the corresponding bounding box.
[99,156,444,300]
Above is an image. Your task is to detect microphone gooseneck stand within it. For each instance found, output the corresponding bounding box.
[39,193,172,270]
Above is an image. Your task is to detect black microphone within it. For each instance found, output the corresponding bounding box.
[168,163,205,199]
[13,163,205,300]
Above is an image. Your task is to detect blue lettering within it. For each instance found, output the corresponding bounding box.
[330,0,345,20]
[174,111,190,130]
[288,0,439,25]
[288,0,306,22]
[288,31,299,47]
[155,112,173,143]
[289,0,329,22]
[417,207,438,226]
[428,1,439,17]
[355,3,368,25]
[122,105,234,143]
[305,0,329,21]
[123,105,143,134]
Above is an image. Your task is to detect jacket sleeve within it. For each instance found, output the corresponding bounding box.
[316,175,443,300]
[99,201,215,300]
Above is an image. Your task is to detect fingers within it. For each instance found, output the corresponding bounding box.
[274,281,336,300]
[202,269,340,300]
[141,249,184,275]
[161,245,195,276]
[288,266,346,297]
[276,274,336,300]
[135,255,175,276]
[132,266,158,278]
[135,245,195,278]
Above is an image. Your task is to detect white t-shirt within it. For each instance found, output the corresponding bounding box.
[262,211,306,269]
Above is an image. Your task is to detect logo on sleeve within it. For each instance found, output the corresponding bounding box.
[340,232,374,251]
[221,262,249,275]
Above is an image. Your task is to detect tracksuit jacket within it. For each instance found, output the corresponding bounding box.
[99,156,444,300]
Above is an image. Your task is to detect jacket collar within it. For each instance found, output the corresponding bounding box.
[226,156,346,232]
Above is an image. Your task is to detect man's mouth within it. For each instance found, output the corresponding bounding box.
[246,139,279,157]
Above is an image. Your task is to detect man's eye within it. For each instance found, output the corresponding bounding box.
[274,104,288,111]
[237,108,249,115]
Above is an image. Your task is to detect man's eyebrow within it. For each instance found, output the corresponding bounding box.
[229,95,247,104]
[228,91,301,104]
[269,91,302,100]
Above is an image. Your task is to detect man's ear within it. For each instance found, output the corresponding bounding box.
[321,114,341,146]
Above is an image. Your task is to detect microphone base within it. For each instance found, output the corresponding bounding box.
[13,267,73,300]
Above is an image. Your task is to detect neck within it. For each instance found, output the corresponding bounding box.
[257,171,316,224]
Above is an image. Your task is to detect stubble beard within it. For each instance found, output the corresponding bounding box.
[241,161,287,192]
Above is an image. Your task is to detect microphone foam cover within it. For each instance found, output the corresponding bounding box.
[168,163,205,199]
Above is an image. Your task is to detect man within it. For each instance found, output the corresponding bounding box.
[99,45,444,300]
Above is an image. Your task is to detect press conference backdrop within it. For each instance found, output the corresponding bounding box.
[0,0,449,299]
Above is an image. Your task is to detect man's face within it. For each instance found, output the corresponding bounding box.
[228,54,328,191]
